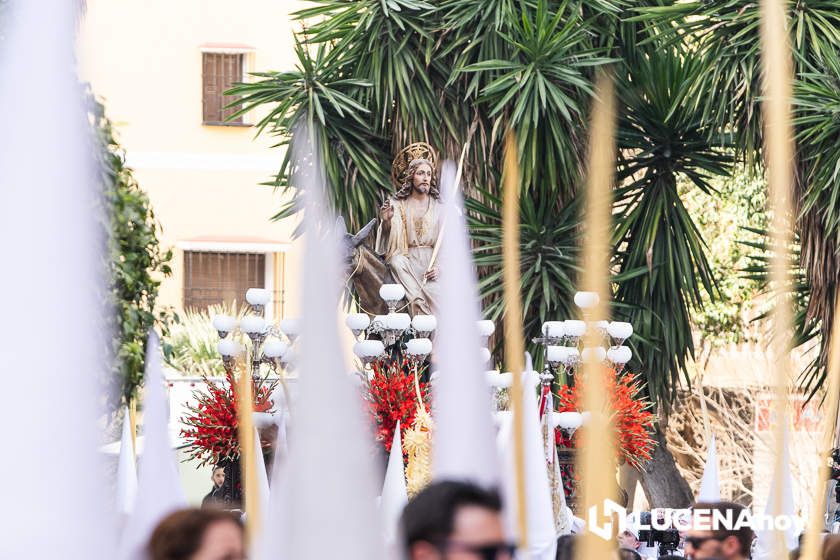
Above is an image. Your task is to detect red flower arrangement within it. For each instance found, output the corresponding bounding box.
[365,357,430,452]
[554,369,655,469]
[181,370,275,467]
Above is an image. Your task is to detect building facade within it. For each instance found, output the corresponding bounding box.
[78,0,305,320]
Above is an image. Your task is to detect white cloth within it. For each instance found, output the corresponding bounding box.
[376,196,442,315]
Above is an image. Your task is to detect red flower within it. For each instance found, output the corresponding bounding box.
[181,370,275,467]
[364,357,430,452]
[554,369,655,469]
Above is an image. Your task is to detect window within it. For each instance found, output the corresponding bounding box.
[183,251,265,310]
[202,52,244,125]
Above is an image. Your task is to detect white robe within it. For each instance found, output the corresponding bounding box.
[376,196,442,316]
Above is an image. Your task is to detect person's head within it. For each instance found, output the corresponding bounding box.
[685,502,754,560]
[401,480,512,560]
[617,529,640,550]
[614,549,642,560]
[823,534,840,560]
[148,508,244,560]
[211,466,225,488]
[555,534,575,560]
[396,158,439,200]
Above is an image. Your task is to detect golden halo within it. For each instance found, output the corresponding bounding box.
[390,142,438,188]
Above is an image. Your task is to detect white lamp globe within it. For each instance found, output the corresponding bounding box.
[217,339,241,357]
[592,320,609,333]
[607,345,632,365]
[574,291,600,310]
[581,346,607,363]
[262,338,288,359]
[561,347,580,366]
[212,314,237,333]
[353,340,384,359]
[406,338,433,357]
[486,371,513,388]
[542,321,565,338]
[279,347,296,364]
[279,318,301,337]
[370,315,387,333]
[563,320,587,338]
[379,283,406,302]
[479,347,492,364]
[245,288,271,306]
[385,313,411,331]
[240,315,267,335]
[412,314,437,333]
[477,320,496,337]
[607,321,633,341]
[345,313,371,331]
[554,411,583,431]
[545,345,567,364]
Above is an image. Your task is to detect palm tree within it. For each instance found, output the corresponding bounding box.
[636,0,840,397]
[230,0,840,504]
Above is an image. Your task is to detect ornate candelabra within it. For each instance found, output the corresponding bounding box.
[532,290,634,388]
[347,284,437,371]
[212,287,297,389]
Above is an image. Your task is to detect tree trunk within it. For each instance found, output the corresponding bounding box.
[638,424,694,508]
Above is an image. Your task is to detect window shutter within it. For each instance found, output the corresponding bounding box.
[183,251,265,309]
[202,52,244,125]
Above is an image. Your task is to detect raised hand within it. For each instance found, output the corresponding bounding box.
[379,199,394,224]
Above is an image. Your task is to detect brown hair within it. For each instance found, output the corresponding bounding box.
[693,501,754,555]
[823,535,840,560]
[148,508,242,560]
[394,158,440,200]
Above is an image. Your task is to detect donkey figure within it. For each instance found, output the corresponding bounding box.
[336,217,398,316]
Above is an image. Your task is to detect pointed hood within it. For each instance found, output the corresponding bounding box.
[432,161,500,488]
[697,434,721,502]
[116,406,139,515]
[118,332,187,560]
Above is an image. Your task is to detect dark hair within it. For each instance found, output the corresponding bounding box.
[401,480,502,548]
[148,508,242,560]
[555,534,575,560]
[616,549,642,560]
[823,535,840,560]
[693,501,754,555]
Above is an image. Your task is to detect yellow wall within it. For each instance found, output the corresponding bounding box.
[77,0,305,316]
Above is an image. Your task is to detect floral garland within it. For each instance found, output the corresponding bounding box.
[181,370,276,467]
[554,369,655,469]
[365,357,430,452]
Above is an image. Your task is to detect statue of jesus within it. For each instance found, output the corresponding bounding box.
[376,143,442,316]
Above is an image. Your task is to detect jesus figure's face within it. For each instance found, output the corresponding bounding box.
[412,163,432,195]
